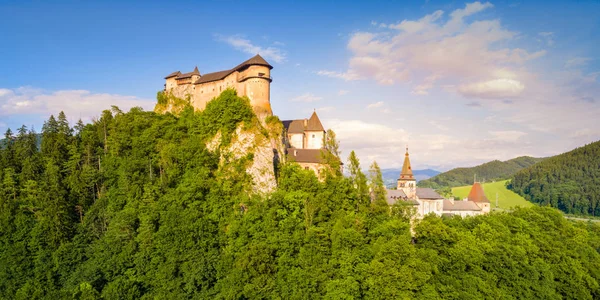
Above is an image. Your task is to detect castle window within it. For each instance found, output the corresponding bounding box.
[312,134,315,138]
[305,167,309,170]
[258,72,265,77]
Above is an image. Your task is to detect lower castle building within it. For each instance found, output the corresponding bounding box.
[386,148,490,218]
[282,111,334,175]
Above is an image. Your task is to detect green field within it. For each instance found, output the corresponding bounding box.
[451,180,534,209]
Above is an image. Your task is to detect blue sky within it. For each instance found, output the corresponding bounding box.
[1,0,599,170]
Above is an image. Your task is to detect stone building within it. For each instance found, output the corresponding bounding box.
[385,148,446,218]
[385,148,491,219]
[283,112,331,175]
[442,182,491,217]
[163,54,273,117]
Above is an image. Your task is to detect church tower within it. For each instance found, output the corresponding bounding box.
[397,147,417,199]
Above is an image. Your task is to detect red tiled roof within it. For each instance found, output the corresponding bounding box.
[468,182,490,203]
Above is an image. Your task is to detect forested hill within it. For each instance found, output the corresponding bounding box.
[2,90,600,298]
[419,156,545,189]
[508,140,600,216]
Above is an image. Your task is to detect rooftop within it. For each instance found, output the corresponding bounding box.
[287,148,325,164]
[399,147,415,180]
[385,189,420,206]
[416,188,444,199]
[468,182,490,203]
[282,111,325,134]
[443,199,482,211]
[164,54,272,84]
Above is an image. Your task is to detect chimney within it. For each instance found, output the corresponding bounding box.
[304,119,308,127]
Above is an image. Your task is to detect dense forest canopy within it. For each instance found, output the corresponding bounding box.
[419,156,545,189]
[1,90,600,299]
[508,141,600,216]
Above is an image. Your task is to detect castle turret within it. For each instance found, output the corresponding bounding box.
[304,111,325,149]
[397,147,416,198]
[191,66,200,83]
[236,54,273,117]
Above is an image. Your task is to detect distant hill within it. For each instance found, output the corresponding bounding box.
[419,156,545,189]
[381,168,440,188]
[508,141,600,216]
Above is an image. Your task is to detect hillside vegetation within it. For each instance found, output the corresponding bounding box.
[2,91,600,298]
[508,140,600,216]
[452,180,533,209]
[419,156,545,189]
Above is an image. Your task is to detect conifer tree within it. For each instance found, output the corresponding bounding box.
[369,160,387,203]
[322,129,342,176]
[348,150,369,207]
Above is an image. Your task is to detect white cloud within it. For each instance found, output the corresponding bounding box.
[328,119,409,152]
[290,93,322,102]
[0,89,12,97]
[316,70,361,81]
[216,35,286,63]
[0,87,154,122]
[429,120,449,131]
[458,78,525,99]
[314,2,600,169]
[316,106,334,112]
[325,118,539,170]
[565,57,591,68]
[318,2,545,96]
[488,130,527,142]
[367,101,384,108]
[338,89,349,96]
[538,32,554,46]
[412,74,440,95]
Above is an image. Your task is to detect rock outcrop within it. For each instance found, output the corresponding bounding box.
[207,118,284,194]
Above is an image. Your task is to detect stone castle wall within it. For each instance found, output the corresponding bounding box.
[165,65,272,116]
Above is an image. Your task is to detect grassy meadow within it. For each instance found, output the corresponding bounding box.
[452,180,534,209]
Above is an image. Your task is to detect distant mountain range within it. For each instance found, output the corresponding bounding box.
[418,156,545,189]
[381,168,440,188]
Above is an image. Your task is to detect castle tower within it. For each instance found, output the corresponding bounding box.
[237,54,273,117]
[304,111,325,149]
[397,147,417,199]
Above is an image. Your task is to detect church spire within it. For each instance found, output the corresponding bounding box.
[400,146,414,180]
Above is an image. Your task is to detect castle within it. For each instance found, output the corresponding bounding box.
[163,54,273,116]
[282,112,330,175]
[387,148,490,218]
[162,54,332,177]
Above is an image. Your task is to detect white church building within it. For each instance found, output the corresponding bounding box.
[385,148,491,218]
